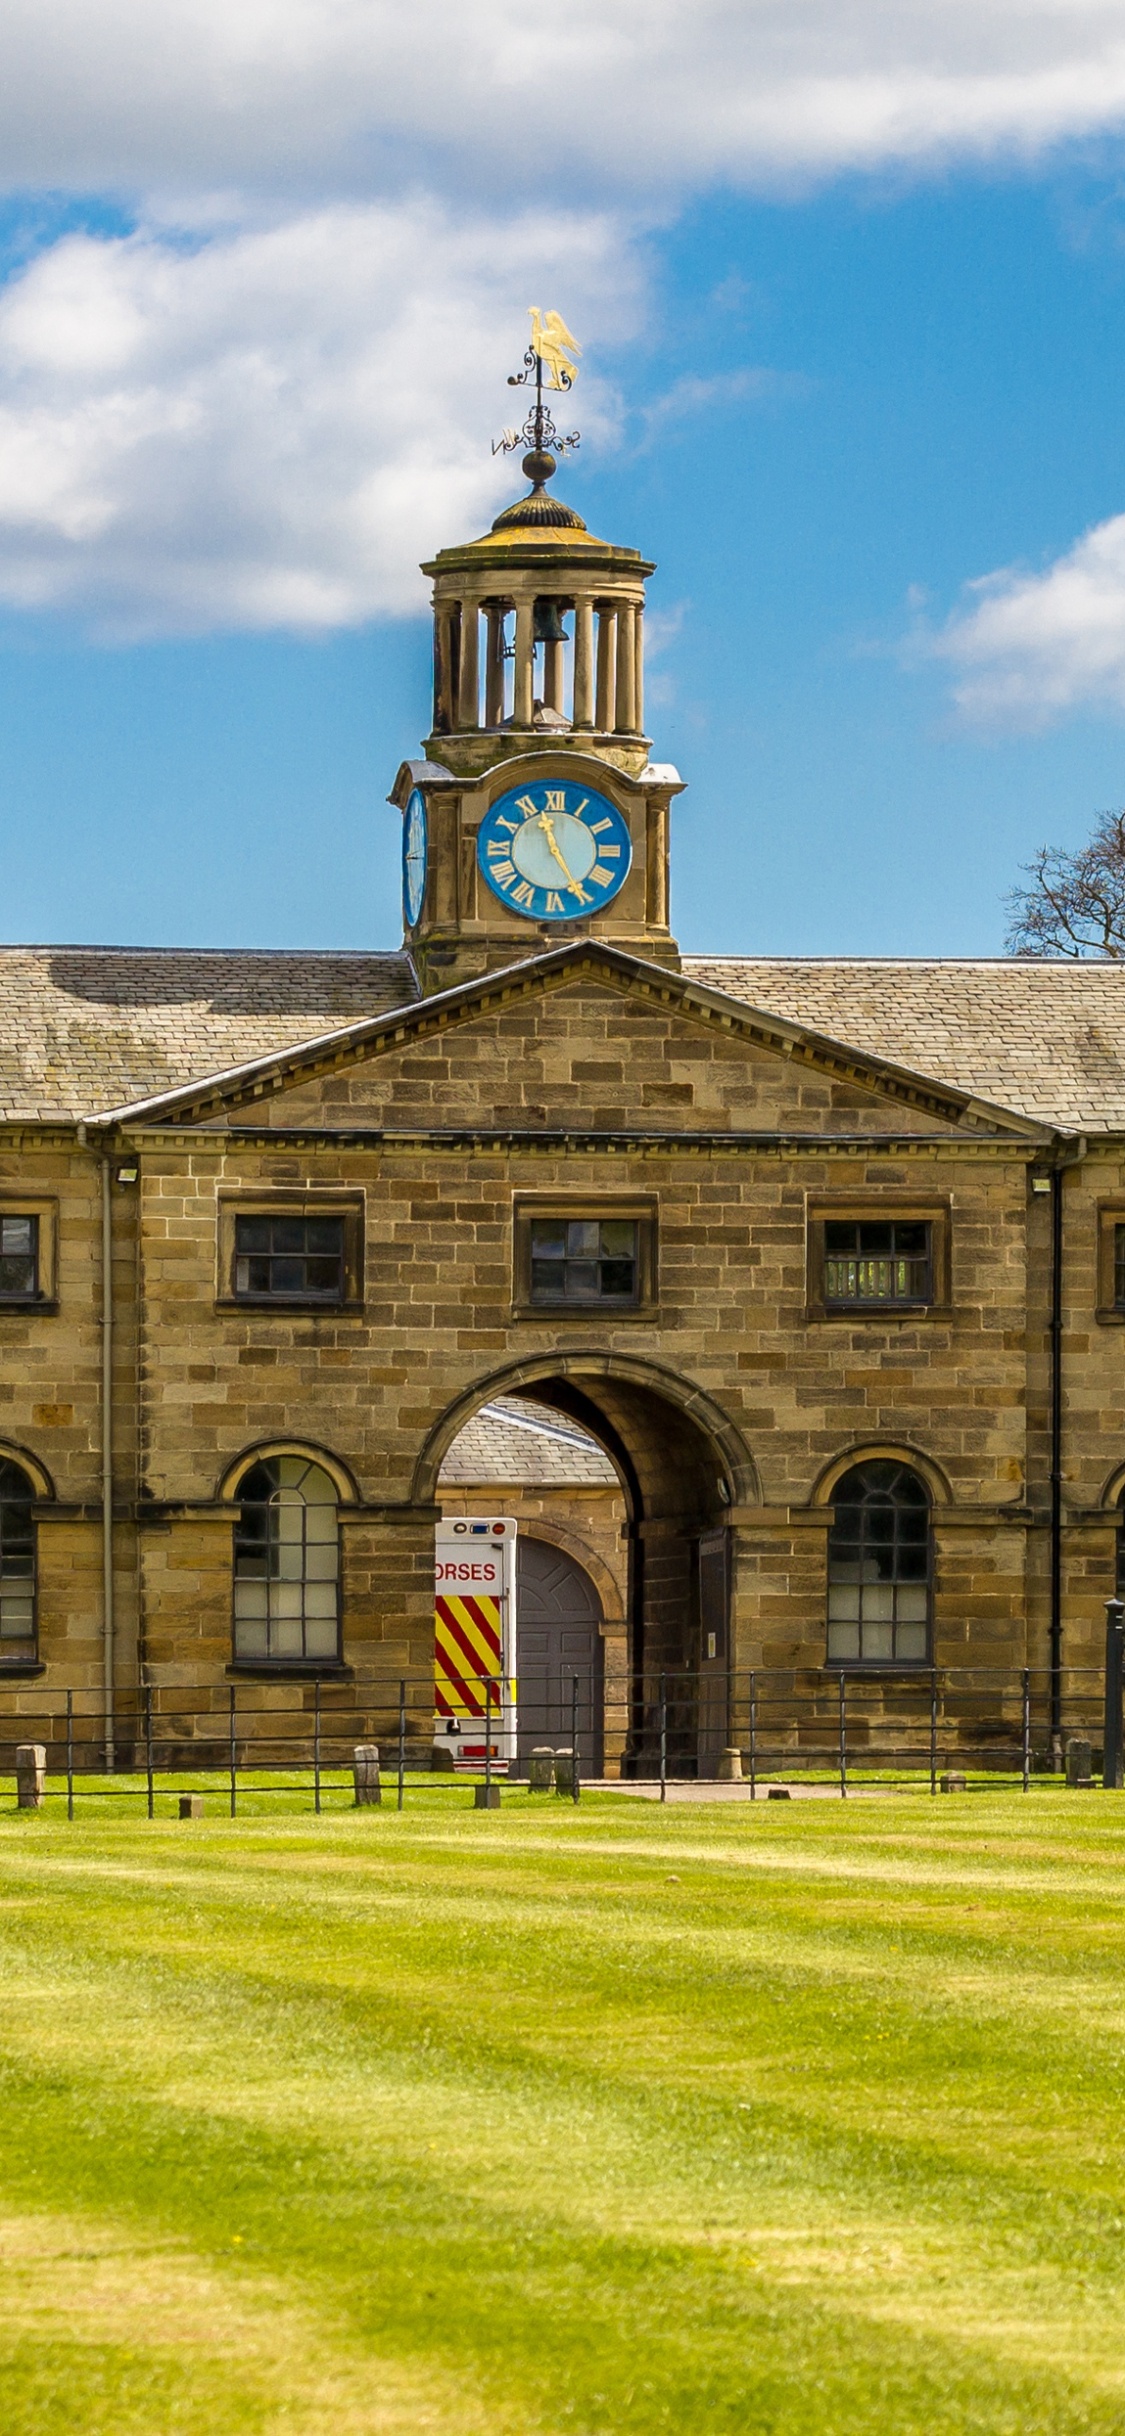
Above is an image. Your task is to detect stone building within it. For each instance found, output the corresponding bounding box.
[2,397,1125,1773]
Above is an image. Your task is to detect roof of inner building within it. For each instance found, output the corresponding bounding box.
[438,1397,620,1487]
[0,946,419,1121]
[682,957,1125,1133]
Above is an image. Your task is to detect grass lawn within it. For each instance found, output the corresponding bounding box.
[3,1790,1125,2433]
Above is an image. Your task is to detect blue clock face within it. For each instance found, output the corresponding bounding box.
[477,780,632,921]
[402,788,427,929]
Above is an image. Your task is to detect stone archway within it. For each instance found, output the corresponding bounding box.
[417,1352,756,1774]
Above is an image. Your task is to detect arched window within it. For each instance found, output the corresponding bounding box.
[0,1460,36,1652]
[233,1456,340,1663]
[827,1460,931,1665]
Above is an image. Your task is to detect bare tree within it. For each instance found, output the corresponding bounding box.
[1006,810,1125,959]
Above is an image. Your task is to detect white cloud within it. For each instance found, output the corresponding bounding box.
[4,2,1125,638]
[935,513,1125,723]
[3,1,1125,197]
[0,203,636,635]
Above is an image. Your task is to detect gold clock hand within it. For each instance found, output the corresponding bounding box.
[537,811,580,887]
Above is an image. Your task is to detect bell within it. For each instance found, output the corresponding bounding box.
[533,598,569,645]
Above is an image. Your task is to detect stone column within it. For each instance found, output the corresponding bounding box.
[434,604,459,733]
[572,598,594,728]
[615,601,637,734]
[633,604,645,735]
[457,600,480,730]
[484,606,506,728]
[514,599,535,727]
[543,631,565,714]
[595,605,616,732]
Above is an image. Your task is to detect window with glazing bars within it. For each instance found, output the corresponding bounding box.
[529,1218,638,1305]
[0,1216,38,1301]
[0,1461,35,1646]
[824,1219,932,1308]
[233,1215,345,1302]
[233,1456,340,1662]
[826,1460,931,1665]
[1114,1224,1125,1309]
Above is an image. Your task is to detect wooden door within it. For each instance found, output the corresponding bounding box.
[515,1538,605,1777]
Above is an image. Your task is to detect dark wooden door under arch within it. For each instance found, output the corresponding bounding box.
[515,1537,605,1778]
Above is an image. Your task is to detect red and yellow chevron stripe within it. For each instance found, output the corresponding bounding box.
[435,1592,503,1718]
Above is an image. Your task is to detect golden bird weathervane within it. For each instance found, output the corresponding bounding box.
[493,307,581,462]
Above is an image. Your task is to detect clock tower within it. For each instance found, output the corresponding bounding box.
[389,319,683,996]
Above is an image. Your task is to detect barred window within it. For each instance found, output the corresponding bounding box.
[0,1461,35,1647]
[824,1220,932,1309]
[1115,1225,1125,1310]
[233,1216,345,1304]
[0,1216,38,1301]
[827,1460,931,1665]
[529,1218,638,1306]
[233,1456,340,1663]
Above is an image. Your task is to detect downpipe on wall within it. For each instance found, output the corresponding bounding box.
[1049,1137,1086,1769]
[101,1152,115,1772]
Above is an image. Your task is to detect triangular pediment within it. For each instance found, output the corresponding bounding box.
[95,942,1048,1142]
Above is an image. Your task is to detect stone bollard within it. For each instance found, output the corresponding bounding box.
[940,1770,968,1793]
[178,1793,203,1819]
[15,1744,45,1811]
[717,1747,743,1782]
[353,1745,382,1807]
[1066,1736,1094,1787]
[474,1784,501,1809]
[528,1748,556,1791]
[554,1748,575,1796]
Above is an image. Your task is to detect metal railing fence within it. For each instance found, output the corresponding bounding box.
[0,1661,1117,1814]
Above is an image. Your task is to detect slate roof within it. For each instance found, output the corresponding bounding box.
[683,958,1125,1133]
[438,1397,619,1487]
[0,941,1121,1134]
[0,947,418,1121]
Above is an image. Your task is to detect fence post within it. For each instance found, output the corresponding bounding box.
[1021,1667,1032,1793]
[571,1674,581,1804]
[838,1670,847,1800]
[66,1687,74,1823]
[485,1678,493,1797]
[313,1675,322,1816]
[228,1681,237,1819]
[748,1670,757,1801]
[659,1672,667,1805]
[145,1681,154,1821]
[398,1678,406,1811]
[929,1668,938,1798]
[1104,1599,1125,1790]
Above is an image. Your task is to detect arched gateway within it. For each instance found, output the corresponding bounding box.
[420,1355,758,1776]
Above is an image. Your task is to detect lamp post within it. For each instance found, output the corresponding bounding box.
[1103,1598,1124,1789]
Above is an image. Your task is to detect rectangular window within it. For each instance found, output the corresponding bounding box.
[823,1219,933,1309]
[233,1215,345,1304]
[529,1217,638,1306]
[0,1215,38,1301]
[1115,1223,1125,1310]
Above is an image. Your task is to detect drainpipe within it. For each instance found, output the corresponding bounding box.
[1048,1137,1087,1765]
[1048,1164,1063,1762]
[101,1154,115,1771]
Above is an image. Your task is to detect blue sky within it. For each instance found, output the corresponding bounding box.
[5,6,1125,958]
